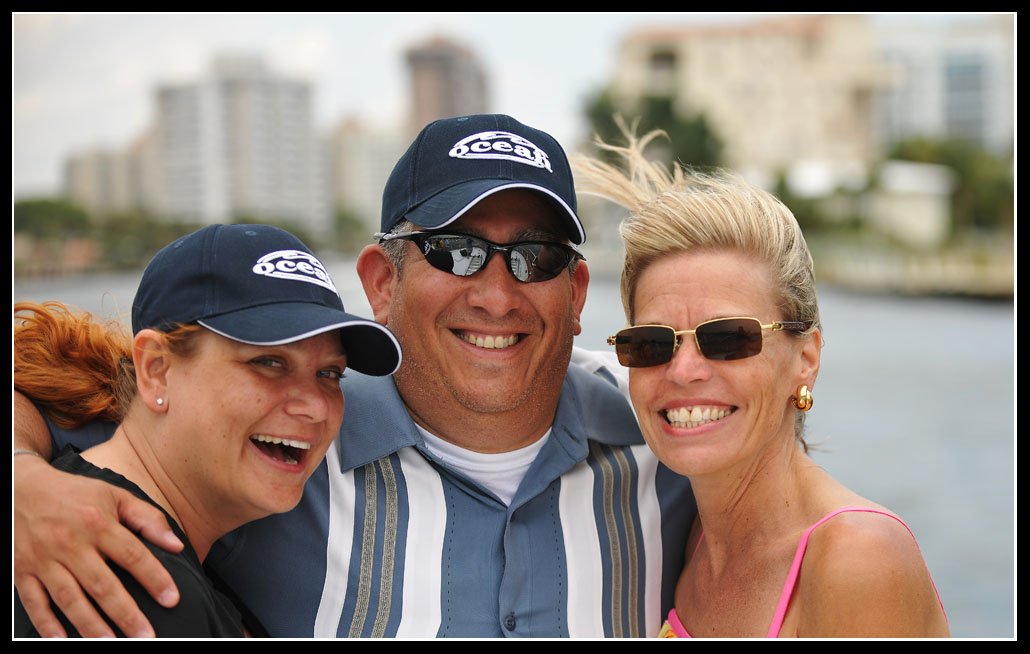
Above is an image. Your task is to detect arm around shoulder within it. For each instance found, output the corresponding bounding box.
[795,512,949,638]
[12,392,186,638]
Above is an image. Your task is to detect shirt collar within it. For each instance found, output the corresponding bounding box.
[332,363,644,474]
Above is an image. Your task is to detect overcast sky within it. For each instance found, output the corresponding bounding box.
[12,12,986,199]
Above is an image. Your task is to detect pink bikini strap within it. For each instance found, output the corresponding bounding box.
[665,608,690,637]
[766,507,946,638]
[692,530,705,558]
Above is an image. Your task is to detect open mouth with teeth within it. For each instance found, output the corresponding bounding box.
[250,434,311,466]
[664,405,736,429]
[456,331,522,350]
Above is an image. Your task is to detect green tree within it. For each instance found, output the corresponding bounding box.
[771,173,828,236]
[13,198,91,239]
[332,206,373,253]
[583,90,724,169]
[94,210,202,270]
[887,137,1014,237]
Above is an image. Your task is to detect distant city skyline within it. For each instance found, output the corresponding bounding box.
[12,12,1006,199]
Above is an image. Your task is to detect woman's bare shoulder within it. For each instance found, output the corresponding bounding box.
[795,507,949,637]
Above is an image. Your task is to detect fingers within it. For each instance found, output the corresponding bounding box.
[13,461,183,638]
[120,496,185,557]
[51,551,154,638]
[14,574,68,638]
[19,510,164,637]
[26,562,125,638]
[53,495,182,637]
[101,496,183,611]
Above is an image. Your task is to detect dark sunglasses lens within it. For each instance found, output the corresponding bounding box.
[615,326,677,367]
[512,244,571,283]
[695,318,763,360]
[421,236,487,277]
[412,234,575,283]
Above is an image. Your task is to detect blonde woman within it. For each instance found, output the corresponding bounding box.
[573,128,948,638]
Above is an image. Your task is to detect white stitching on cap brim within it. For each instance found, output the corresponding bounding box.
[197,319,402,376]
[434,182,585,244]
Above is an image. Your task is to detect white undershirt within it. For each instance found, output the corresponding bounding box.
[415,424,551,506]
[410,347,626,506]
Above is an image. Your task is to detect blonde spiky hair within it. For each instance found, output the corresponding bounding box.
[573,117,820,333]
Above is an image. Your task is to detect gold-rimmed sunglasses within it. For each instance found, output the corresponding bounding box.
[607,317,809,367]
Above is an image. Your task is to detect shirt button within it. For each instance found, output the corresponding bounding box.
[503,614,517,631]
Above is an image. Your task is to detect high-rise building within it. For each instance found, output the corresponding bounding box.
[609,15,891,182]
[153,55,329,235]
[873,14,1013,155]
[63,148,134,218]
[62,129,161,220]
[326,116,406,233]
[405,37,488,137]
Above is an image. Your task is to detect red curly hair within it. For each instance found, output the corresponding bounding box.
[13,301,202,429]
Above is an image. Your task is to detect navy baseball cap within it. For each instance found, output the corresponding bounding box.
[381,114,585,244]
[132,224,401,376]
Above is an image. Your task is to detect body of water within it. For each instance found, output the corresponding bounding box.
[13,260,1016,638]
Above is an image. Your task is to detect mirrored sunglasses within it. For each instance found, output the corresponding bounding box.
[607,317,809,367]
[375,231,584,283]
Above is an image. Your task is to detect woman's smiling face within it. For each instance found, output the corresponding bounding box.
[627,249,819,479]
[160,329,346,524]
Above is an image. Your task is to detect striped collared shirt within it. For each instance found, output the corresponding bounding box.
[208,362,695,637]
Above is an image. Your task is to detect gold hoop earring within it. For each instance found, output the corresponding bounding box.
[792,384,813,412]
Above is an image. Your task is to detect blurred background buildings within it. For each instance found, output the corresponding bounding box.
[64,55,330,236]
[51,34,494,242]
[405,36,489,138]
[611,15,886,180]
[13,13,1014,296]
[579,14,1013,295]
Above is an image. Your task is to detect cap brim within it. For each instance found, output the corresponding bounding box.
[199,304,402,377]
[404,181,585,244]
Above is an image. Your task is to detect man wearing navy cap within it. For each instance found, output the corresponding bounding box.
[14,115,695,638]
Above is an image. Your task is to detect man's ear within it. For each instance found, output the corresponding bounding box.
[570,260,590,337]
[356,244,398,326]
[132,329,172,413]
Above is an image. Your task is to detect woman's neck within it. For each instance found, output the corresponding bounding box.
[79,419,224,562]
[689,440,820,567]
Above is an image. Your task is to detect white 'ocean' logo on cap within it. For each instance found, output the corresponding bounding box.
[448,131,553,172]
[252,250,340,295]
